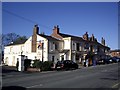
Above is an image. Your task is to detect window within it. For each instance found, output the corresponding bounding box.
[84,43,89,49]
[79,43,82,51]
[97,46,100,52]
[73,43,75,50]
[94,45,97,52]
[103,49,105,52]
[90,45,93,52]
[76,54,79,60]
[55,43,58,50]
[51,42,58,50]
[10,47,13,52]
[52,56,54,62]
[21,46,24,51]
[51,42,53,50]
[61,55,64,61]
[76,43,79,51]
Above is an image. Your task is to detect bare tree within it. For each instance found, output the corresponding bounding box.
[2,33,20,46]
[2,33,28,46]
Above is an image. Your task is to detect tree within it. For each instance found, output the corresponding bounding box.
[2,33,20,46]
[13,36,27,44]
[2,33,28,46]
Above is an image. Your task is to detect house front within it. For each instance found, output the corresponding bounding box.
[4,25,110,66]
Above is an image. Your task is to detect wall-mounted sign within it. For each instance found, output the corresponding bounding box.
[37,40,44,49]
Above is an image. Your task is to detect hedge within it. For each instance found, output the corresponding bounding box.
[32,60,43,69]
[32,60,53,71]
[42,61,53,71]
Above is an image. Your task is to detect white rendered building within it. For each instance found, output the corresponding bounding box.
[4,25,110,66]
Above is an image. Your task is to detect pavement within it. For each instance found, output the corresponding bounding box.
[2,65,42,78]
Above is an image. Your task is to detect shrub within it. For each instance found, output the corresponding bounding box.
[32,60,53,71]
[32,60,43,69]
[42,61,53,71]
[24,59,31,71]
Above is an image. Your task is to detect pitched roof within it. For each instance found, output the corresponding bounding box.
[6,40,27,46]
[59,33,110,49]
[59,33,84,41]
[110,49,120,52]
[38,34,60,41]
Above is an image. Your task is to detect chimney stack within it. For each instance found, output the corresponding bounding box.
[33,24,39,35]
[32,24,39,52]
[101,37,105,46]
[53,25,59,34]
[91,34,94,41]
[51,25,63,40]
[83,32,89,40]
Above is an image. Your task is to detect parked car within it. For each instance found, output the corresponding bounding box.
[112,57,120,63]
[96,59,105,65]
[55,61,63,70]
[104,59,112,64]
[55,60,78,70]
[96,58,112,65]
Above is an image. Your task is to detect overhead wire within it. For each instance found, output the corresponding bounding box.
[2,9,53,30]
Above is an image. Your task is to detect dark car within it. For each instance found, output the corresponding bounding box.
[96,59,104,65]
[104,59,112,64]
[96,58,112,65]
[55,61,63,70]
[55,60,78,70]
[110,57,120,63]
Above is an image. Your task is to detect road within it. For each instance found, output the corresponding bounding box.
[2,63,120,89]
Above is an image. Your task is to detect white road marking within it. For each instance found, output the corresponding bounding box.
[27,84,43,88]
[112,83,120,88]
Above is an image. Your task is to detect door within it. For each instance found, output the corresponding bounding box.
[52,56,55,62]
[61,55,64,61]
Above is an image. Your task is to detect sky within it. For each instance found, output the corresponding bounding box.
[2,2,118,50]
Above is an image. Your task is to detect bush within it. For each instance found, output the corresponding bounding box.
[24,59,31,71]
[32,60,53,71]
[42,61,53,71]
[32,60,43,69]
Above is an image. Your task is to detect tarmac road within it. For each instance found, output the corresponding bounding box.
[2,63,120,89]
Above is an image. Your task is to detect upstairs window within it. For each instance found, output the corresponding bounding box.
[55,43,58,50]
[51,42,58,50]
[84,43,89,50]
[76,43,79,51]
[73,43,75,50]
[79,43,82,51]
[10,47,13,52]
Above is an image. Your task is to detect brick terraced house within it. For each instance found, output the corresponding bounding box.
[4,25,110,66]
[110,49,120,58]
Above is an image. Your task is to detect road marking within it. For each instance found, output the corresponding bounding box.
[112,83,120,88]
[27,84,43,88]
